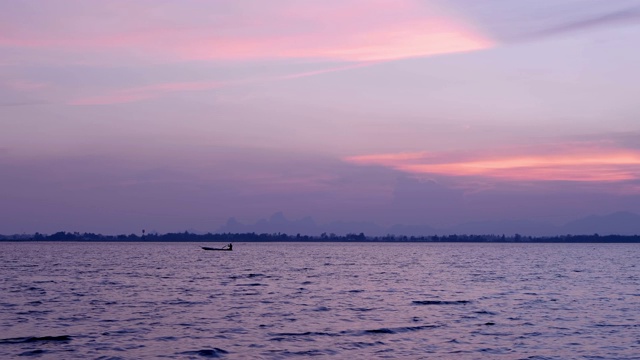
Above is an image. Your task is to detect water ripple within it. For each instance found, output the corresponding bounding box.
[1,242,638,359]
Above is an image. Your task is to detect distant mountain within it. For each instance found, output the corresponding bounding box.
[217,211,640,237]
[561,211,640,235]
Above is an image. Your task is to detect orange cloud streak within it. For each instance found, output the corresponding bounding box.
[345,150,640,182]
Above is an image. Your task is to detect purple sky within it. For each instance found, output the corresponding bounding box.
[2,0,640,234]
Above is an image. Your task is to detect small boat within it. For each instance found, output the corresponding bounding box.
[201,246,232,251]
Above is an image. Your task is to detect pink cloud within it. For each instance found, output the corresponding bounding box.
[169,1,493,62]
[345,147,640,183]
[69,62,376,105]
[1,0,494,64]
[4,79,48,91]
[278,61,381,80]
[69,80,226,105]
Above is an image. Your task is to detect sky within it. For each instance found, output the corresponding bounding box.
[2,0,640,235]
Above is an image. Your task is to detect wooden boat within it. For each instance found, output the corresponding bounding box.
[201,246,232,251]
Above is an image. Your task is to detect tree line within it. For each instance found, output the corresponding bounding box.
[1,231,639,243]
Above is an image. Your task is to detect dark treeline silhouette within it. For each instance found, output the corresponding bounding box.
[1,231,640,243]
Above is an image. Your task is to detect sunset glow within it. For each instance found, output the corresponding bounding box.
[346,150,640,182]
[0,0,494,65]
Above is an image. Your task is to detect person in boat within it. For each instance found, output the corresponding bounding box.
[227,243,233,250]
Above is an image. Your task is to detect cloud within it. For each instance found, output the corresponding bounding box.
[0,0,494,65]
[4,0,495,105]
[69,61,378,105]
[345,146,640,184]
[520,6,640,41]
[0,100,47,107]
[69,80,225,105]
[4,79,48,91]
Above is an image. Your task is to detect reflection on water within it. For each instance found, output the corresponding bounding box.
[1,242,639,358]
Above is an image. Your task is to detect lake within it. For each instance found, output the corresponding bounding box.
[1,242,638,359]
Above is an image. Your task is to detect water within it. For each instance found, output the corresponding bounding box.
[1,242,639,359]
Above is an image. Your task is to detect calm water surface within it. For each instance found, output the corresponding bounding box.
[1,242,639,359]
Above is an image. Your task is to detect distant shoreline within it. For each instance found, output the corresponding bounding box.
[1,232,639,243]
